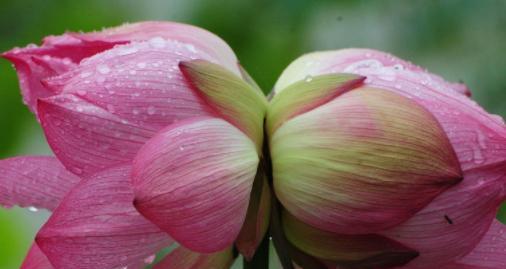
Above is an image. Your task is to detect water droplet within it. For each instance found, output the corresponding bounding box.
[179,145,185,151]
[76,90,87,96]
[477,130,487,149]
[393,64,404,70]
[304,75,313,82]
[96,64,111,74]
[147,106,156,115]
[144,255,156,264]
[344,59,383,72]
[185,44,197,53]
[472,146,485,164]
[117,46,138,56]
[27,206,38,212]
[80,72,92,78]
[148,36,166,48]
[72,167,83,175]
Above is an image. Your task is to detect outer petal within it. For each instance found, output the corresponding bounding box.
[2,51,76,113]
[43,40,215,130]
[448,220,506,268]
[38,94,155,176]
[283,211,418,269]
[274,48,470,96]
[266,73,365,135]
[70,21,240,74]
[132,117,259,253]
[3,21,240,115]
[381,161,506,268]
[153,246,234,269]
[180,60,267,149]
[36,165,172,269]
[271,87,462,234]
[0,156,79,210]
[274,49,506,172]
[20,244,54,269]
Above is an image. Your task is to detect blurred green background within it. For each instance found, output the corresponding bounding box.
[0,0,505,268]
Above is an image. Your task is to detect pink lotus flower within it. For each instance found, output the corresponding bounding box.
[268,49,506,268]
[1,21,269,269]
[1,21,505,269]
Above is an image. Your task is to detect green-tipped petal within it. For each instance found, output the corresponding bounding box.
[267,73,364,134]
[271,87,462,235]
[180,60,267,150]
[238,64,263,94]
[283,212,418,269]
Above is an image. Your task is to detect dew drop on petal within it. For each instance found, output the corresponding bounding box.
[477,130,487,149]
[117,46,138,56]
[80,72,92,78]
[344,59,383,72]
[304,75,313,82]
[76,90,87,96]
[72,167,83,175]
[472,146,485,164]
[148,36,166,48]
[96,64,111,74]
[144,255,156,265]
[27,206,38,212]
[393,63,404,70]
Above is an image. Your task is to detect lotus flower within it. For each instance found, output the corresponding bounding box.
[268,49,506,268]
[1,21,269,269]
[1,21,505,269]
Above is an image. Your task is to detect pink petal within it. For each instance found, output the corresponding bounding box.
[153,246,235,269]
[0,156,79,210]
[20,244,54,269]
[36,165,172,269]
[70,21,240,74]
[2,51,76,114]
[271,88,462,234]
[276,49,506,172]
[132,117,259,253]
[274,48,470,96]
[449,220,506,268]
[381,160,506,268]
[38,94,155,176]
[360,68,506,172]
[43,40,214,130]
[2,33,120,114]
